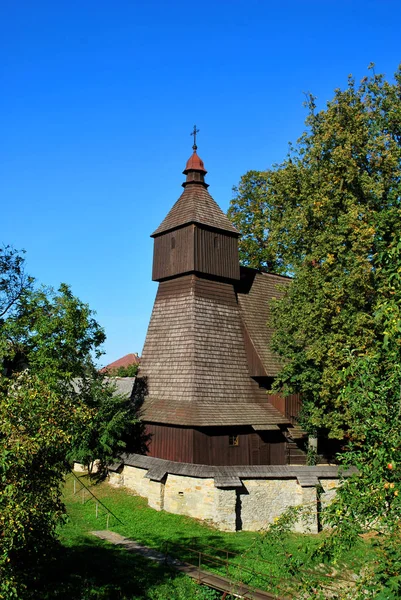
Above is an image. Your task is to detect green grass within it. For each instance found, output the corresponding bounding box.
[35,474,218,599]
[56,473,374,599]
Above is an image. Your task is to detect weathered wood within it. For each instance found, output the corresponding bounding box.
[194,227,240,280]
[140,153,301,467]
[146,424,194,463]
[270,393,302,426]
[152,180,238,238]
[145,424,288,466]
[152,225,194,281]
[139,275,289,429]
[236,267,291,378]
[110,453,355,482]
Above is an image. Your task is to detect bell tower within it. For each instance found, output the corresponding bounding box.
[138,128,290,466]
[151,133,240,282]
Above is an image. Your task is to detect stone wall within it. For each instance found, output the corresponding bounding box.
[240,479,318,533]
[320,478,339,530]
[110,465,164,510]
[109,464,341,533]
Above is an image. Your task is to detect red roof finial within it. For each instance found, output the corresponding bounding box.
[184,152,207,173]
[184,125,207,175]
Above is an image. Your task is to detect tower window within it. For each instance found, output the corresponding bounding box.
[229,435,239,447]
[171,237,176,249]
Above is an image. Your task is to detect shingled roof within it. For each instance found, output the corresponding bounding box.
[139,147,290,430]
[236,268,291,377]
[110,453,356,488]
[139,274,288,427]
[152,183,238,237]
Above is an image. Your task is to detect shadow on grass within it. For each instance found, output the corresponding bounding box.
[34,536,188,600]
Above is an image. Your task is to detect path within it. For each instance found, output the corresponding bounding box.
[91,530,289,600]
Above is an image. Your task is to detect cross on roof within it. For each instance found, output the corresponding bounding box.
[190,125,199,151]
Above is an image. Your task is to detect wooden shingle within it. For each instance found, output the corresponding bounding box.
[152,183,238,237]
[136,150,297,464]
[139,275,288,427]
[119,453,355,486]
[236,268,291,377]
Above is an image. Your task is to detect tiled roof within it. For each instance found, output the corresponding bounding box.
[237,268,291,377]
[152,183,238,237]
[72,377,135,398]
[100,353,140,373]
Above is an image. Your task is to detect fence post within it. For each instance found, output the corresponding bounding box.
[106,513,110,530]
[74,478,76,495]
[96,502,98,518]
[198,552,201,583]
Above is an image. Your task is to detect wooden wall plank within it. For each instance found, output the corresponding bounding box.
[194,227,240,280]
[146,424,287,466]
[152,226,194,281]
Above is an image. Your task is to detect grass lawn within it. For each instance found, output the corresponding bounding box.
[50,473,373,599]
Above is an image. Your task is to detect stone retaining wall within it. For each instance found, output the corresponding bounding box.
[109,463,340,533]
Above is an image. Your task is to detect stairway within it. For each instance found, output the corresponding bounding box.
[286,441,307,465]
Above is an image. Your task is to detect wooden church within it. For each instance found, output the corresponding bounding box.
[136,136,306,467]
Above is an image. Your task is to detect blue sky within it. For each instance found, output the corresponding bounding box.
[1,0,400,366]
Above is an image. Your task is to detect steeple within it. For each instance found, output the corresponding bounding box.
[151,133,240,282]
[152,131,238,237]
[182,125,208,187]
[137,130,292,467]
[182,150,208,187]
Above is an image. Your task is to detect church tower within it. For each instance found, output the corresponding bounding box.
[138,131,291,466]
[151,139,240,283]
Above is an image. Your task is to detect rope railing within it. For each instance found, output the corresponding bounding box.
[163,539,356,597]
[163,540,290,597]
[67,471,123,528]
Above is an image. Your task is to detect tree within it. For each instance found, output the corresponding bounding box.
[71,375,141,472]
[319,239,401,598]
[0,250,140,597]
[229,64,401,439]
[0,371,91,598]
[229,65,401,597]
[0,270,139,465]
[2,282,105,381]
[0,246,34,321]
[228,170,289,273]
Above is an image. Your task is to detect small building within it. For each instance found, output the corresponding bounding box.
[100,353,141,375]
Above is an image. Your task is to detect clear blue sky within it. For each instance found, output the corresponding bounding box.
[1,0,400,366]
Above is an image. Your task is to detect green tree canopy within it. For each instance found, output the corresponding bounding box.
[230,65,401,597]
[2,282,105,381]
[229,65,401,439]
[0,372,91,598]
[0,250,140,597]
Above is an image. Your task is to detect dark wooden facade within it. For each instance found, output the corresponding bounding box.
[153,225,240,282]
[145,424,287,466]
[193,227,240,280]
[242,324,268,377]
[152,225,194,281]
[269,393,302,425]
